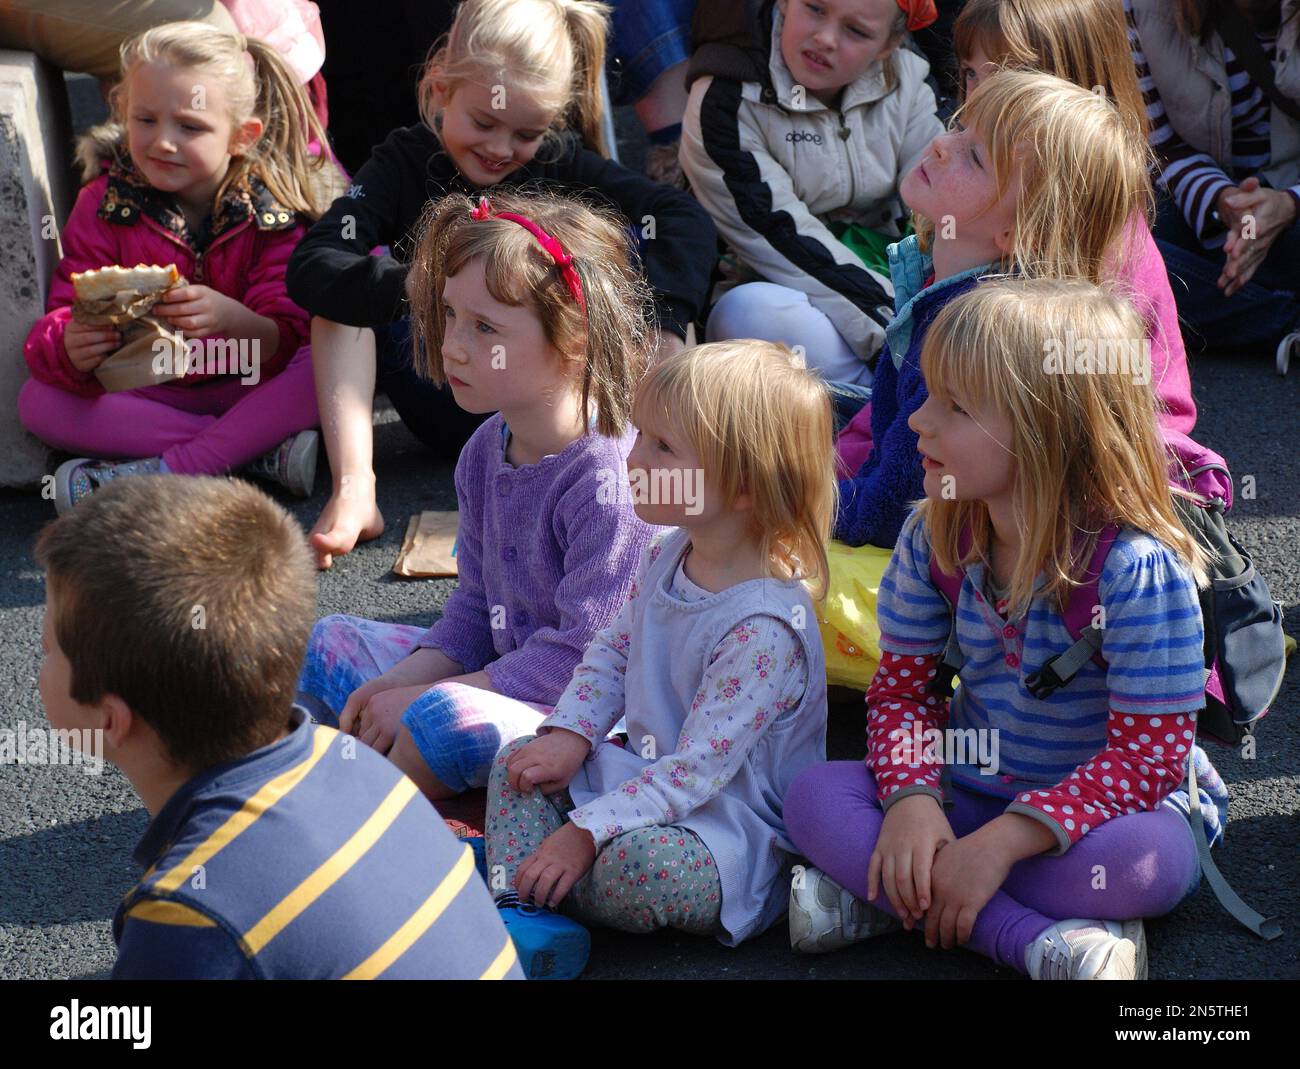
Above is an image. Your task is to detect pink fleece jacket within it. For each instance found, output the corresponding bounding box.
[25,165,310,398]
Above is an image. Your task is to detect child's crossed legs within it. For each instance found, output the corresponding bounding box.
[785,762,1201,973]
[295,614,548,794]
[485,735,722,935]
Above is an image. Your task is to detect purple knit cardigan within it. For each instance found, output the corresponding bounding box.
[418,414,656,704]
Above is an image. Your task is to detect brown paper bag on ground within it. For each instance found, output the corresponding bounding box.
[93,316,189,392]
[393,511,460,577]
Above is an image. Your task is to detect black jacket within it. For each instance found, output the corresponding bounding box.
[285,123,716,337]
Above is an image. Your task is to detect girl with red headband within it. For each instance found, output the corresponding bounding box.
[295,189,661,814]
[682,0,942,389]
[284,0,716,572]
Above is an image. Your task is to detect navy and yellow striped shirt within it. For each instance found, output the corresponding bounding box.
[112,709,521,979]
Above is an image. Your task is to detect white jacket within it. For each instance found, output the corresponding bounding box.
[680,4,942,360]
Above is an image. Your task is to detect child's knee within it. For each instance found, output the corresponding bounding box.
[784,762,844,835]
[16,377,56,436]
[706,283,792,342]
[577,827,721,935]
[307,613,357,655]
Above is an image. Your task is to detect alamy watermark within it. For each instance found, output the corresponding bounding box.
[0,721,103,775]
[596,467,704,516]
[151,332,261,386]
[888,722,1000,775]
[1042,331,1151,386]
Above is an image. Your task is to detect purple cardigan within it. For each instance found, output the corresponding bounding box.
[418,414,656,704]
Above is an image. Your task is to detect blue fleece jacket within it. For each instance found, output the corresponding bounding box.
[834,237,993,548]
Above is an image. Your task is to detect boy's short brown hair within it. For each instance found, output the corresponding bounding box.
[34,476,316,771]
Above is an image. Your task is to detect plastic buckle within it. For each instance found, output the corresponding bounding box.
[1024,660,1064,700]
[929,664,957,698]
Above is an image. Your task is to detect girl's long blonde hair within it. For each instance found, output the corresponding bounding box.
[100,21,330,219]
[408,189,652,437]
[953,0,1148,140]
[633,341,836,600]
[915,69,1153,282]
[918,278,1207,618]
[418,0,612,157]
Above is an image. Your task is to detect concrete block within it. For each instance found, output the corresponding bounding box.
[0,48,76,488]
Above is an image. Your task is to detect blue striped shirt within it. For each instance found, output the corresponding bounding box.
[877,511,1207,799]
[112,709,522,979]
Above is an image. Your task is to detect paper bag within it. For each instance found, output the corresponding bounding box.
[93,316,189,393]
[393,511,461,577]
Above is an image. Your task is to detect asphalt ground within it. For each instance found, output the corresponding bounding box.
[0,83,1294,982]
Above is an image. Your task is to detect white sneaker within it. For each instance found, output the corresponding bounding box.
[789,865,900,953]
[1276,331,1298,375]
[1025,918,1147,980]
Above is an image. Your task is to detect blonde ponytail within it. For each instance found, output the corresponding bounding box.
[417,0,611,157]
[560,0,610,157]
[240,37,332,220]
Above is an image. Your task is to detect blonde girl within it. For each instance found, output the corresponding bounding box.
[296,189,659,805]
[286,0,717,569]
[820,68,1151,690]
[949,0,1206,478]
[787,277,1226,980]
[21,21,333,511]
[483,340,835,979]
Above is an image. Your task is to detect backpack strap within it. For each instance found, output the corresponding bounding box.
[927,527,971,699]
[1183,726,1282,940]
[1022,525,1119,700]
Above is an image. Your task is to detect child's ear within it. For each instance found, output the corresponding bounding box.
[229,116,264,158]
[428,69,453,111]
[993,224,1015,256]
[98,692,136,751]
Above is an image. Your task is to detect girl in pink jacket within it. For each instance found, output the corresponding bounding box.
[20,21,333,513]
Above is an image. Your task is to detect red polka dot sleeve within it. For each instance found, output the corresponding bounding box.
[1005,710,1198,854]
[865,651,949,811]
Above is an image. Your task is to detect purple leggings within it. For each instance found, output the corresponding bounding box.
[17,343,318,475]
[784,762,1201,973]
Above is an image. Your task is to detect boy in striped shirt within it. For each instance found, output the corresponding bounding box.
[35,475,520,980]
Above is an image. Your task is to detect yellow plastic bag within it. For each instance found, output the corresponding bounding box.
[818,539,894,690]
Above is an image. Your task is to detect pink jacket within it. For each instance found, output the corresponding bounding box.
[25,163,310,398]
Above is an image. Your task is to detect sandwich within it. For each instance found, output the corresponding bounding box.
[70,264,182,327]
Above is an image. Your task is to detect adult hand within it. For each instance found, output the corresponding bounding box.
[1218,179,1297,296]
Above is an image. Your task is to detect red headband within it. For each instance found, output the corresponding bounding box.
[469,197,587,316]
[897,0,938,32]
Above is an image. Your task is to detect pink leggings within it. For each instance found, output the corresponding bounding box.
[18,344,319,475]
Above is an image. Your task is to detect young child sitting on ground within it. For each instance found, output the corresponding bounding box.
[484,340,836,979]
[35,475,521,980]
[786,279,1227,980]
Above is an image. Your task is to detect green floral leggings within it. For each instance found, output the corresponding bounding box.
[485,736,723,935]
